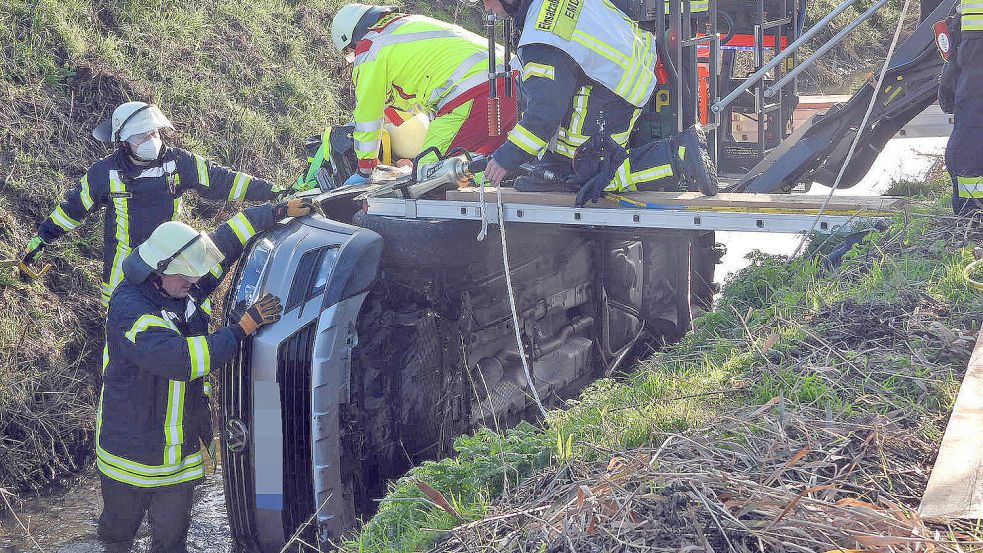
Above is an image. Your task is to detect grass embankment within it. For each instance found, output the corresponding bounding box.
[345,178,983,552]
[0,0,354,493]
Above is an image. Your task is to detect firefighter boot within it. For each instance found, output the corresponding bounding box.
[671,126,718,196]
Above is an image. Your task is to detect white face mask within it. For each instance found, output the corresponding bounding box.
[344,51,356,64]
[132,135,163,161]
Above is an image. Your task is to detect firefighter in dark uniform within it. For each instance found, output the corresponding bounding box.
[946,1,983,214]
[96,198,311,551]
[481,0,718,204]
[16,101,283,306]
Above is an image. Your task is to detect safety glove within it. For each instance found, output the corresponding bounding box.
[15,236,52,281]
[572,135,628,207]
[273,197,316,219]
[235,293,282,337]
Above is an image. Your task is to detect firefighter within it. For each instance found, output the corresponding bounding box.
[480,0,718,203]
[330,4,518,186]
[15,101,283,306]
[95,198,311,551]
[946,1,983,215]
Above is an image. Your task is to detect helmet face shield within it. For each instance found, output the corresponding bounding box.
[161,233,225,278]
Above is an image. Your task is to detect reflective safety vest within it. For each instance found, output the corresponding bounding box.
[964,0,983,32]
[517,0,659,107]
[957,175,983,198]
[350,14,501,172]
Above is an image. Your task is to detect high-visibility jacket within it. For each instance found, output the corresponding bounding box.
[964,0,983,32]
[350,13,493,172]
[515,0,659,108]
[97,205,274,488]
[36,147,276,306]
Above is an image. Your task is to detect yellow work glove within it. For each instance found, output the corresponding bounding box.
[273,198,316,219]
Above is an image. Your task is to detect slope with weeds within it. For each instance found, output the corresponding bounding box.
[344,180,983,552]
[0,0,351,493]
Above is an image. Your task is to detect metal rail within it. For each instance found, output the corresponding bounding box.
[365,197,889,234]
[711,0,862,114]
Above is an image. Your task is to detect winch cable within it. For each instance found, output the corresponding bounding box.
[495,184,549,418]
[790,0,912,259]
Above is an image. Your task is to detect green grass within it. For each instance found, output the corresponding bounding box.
[343,181,983,552]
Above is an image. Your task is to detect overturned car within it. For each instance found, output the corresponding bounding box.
[219,140,720,549]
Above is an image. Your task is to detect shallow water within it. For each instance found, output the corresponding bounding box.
[1,469,230,553]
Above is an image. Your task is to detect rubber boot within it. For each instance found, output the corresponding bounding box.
[671,126,718,196]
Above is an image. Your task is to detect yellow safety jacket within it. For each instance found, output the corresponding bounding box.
[350,13,491,172]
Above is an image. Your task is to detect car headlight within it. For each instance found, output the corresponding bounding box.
[230,237,274,317]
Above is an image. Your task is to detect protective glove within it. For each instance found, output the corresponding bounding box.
[17,236,51,281]
[235,293,282,337]
[572,135,628,207]
[273,197,316,219]
[343,171,372,187]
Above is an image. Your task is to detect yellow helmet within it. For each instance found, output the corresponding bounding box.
[384,109,430,159]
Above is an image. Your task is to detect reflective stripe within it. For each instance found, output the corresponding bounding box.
[108,171,129,296]
[612,158,633,191]
[429,51,492,107]
[354,28,468,64]
[573,30,629,69]
[125,314,178,342]
[569,86,591,137]
[228,173,251,202]
[228,212,257,245]
[957,175,983,198]
[508,124,549,157]
[523,62,556,81]
[97,457,203,488]
[354,119,383,133]
[965,13,983,30]
[50,206,81,232]
[209,264,224,279]
[188,336,210,380]
[632,163,674,183]
[101,282,115,308]
[355,138,382,157]
[203,380,212,399]
[80,175,95,210]
[195,155,210,188]
[200,298,214,317]
[164,380,185,464]
[963,1,983,12]
[678,145,687,160]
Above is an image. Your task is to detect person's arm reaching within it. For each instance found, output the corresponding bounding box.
[487,45,580,186]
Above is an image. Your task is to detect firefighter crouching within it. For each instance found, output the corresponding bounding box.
[945,0,983,215]
[95,199,311,551]
[480,0,719,205]
[16,101,284,305]
[330,4,519,186]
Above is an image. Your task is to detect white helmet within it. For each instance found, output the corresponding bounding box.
[137,221,225,278]
[331,4,393,52]
[384,109,430,159]
[93,101,174,143]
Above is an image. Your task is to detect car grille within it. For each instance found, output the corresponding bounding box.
[278,321,318,542]
[222,339,260,549]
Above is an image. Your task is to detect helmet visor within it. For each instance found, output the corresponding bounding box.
[161,233,225,278]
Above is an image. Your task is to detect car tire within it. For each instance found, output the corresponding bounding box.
[352,210,481,268]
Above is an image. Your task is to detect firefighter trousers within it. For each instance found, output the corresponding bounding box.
[97,473,196,553]
[947,36,983,215]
